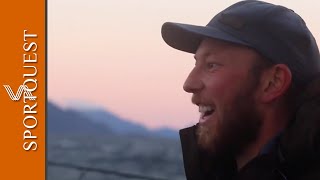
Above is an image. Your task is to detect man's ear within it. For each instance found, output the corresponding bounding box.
[258,64,292,103]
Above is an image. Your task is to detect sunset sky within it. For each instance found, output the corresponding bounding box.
[48,0,320,130]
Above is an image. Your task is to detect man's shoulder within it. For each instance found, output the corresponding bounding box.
[236,153,320,180]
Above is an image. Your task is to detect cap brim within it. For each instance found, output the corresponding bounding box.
[161,22,249,54]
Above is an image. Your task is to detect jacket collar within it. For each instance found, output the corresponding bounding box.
[179,125,237,180]
[279,76,320,169]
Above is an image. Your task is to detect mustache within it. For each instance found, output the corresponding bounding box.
[191,94,200,105]
[191,94,211,105]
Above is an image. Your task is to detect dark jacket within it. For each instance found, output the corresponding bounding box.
[179,77,320,180]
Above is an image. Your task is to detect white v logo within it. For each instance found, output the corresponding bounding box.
[3,85,35,101]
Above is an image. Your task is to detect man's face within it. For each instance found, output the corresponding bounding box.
[183,38,263,157]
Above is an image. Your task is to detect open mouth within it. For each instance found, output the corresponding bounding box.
[199,105,215,123]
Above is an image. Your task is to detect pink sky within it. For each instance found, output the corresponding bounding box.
[49,0,320,130]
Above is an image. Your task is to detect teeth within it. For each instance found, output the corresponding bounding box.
[198,105,215,123]
[198,105,214,113]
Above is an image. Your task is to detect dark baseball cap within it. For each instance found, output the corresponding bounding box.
[161,0,320,86]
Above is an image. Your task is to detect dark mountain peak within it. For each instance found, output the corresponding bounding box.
[48,101,178,139]
[47,101,112,135]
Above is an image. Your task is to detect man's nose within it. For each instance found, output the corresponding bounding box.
[183,68,204,93]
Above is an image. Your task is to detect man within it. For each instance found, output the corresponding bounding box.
[161,1,320,180]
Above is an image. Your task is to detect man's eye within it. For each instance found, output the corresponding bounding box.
[206,63,220,71]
